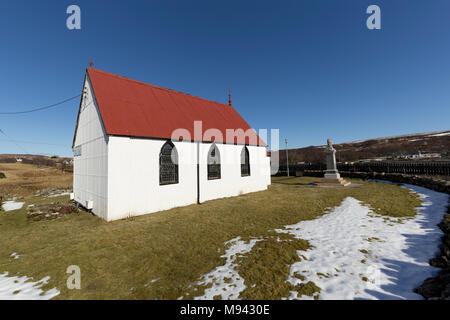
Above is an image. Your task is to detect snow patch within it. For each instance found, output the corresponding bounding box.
[192,237,261,300]
[0,272,60,300]
[429,132,450,137]
[10,253,20,260]
[48,192,70,198]
[2,201,24,212]
[144,278,160,287]
[276,184,448,300]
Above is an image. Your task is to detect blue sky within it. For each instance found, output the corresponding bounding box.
[1,0,449,156]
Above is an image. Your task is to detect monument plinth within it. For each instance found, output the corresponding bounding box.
[322,139,351,187]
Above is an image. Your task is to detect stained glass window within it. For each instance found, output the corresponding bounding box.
[159,141,179,185]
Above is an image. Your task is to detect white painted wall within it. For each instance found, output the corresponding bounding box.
[199,143,270,203]
[106,136,270,221]
[107,137,198,221]
[73,76,108,219]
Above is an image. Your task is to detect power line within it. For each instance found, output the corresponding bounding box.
[0,128,28,154]
[0,94,81,115]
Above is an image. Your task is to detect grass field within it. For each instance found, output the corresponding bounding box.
[0,172,422,300]
[0,163,72,199]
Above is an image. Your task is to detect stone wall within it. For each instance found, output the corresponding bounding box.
[339,171,450,194]
[415,203,450,300]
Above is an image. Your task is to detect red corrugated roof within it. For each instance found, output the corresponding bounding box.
[86,68,266,146]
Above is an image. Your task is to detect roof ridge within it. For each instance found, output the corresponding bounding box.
[88,68,231,107]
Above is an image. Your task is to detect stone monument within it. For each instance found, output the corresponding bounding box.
[322,138,350,186]
[324,138,339,179]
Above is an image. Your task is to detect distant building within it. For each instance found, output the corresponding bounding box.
[72,68,271,221]
[421,153,441,159]
[396,151,441,160]
[16,158,22,162]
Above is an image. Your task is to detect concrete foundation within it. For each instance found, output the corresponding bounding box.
[321,177,351,187]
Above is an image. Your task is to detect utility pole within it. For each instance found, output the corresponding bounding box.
[285,138,289,176]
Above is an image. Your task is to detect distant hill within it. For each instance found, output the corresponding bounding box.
[0,154,72,168]
[2,130,449,166]
[275,130,450,164]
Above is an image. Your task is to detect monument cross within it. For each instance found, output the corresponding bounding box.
[322,138,351,186]
[324,138,339,179]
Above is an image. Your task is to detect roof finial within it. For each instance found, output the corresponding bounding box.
[228,88,232,106]
[89,58,94,68]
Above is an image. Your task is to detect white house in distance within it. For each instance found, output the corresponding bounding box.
[72,67,271,221]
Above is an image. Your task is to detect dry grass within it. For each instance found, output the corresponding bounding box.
[236,234,316,299]
[0,163,72,198]
[0,176,421,299]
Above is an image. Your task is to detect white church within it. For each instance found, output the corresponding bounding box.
[72,67,271,221]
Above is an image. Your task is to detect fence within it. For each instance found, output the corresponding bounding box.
[278,161,450,176]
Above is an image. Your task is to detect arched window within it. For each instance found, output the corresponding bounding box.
[241,146,250,177]
[159,141,179,185]
[207,144,221,180]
